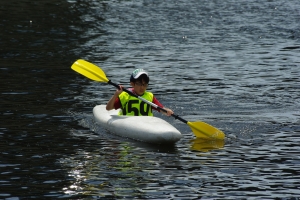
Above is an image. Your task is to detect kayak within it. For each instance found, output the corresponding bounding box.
[93,105,182,144]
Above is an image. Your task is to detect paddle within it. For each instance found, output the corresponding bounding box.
[71,59,225,140]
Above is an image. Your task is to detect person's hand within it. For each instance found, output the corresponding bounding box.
[106,85,124,111]
[114,85,123,96]
[163,108,174,116]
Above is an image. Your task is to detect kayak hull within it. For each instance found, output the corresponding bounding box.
[93,105,182,144]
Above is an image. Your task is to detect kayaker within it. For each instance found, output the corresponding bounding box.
[106,69,174,116]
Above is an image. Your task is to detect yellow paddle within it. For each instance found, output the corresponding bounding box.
[71,59,225,140]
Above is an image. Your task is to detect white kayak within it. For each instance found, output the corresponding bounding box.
[93,105,182,144]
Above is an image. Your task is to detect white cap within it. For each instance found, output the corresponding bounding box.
[130,69,148,80]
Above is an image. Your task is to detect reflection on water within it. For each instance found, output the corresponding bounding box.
[61,142,166,198]
[190,138,224,152]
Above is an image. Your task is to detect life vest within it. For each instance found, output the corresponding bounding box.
[118,90,154,116]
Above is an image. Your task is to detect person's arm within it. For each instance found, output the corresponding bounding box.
[106,85,123,111]
[153,97,174,116]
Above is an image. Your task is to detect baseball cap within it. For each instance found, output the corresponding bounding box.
[130,69,148,81]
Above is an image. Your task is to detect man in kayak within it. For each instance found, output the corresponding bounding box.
[106,69,174,116]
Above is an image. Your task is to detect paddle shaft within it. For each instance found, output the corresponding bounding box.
[108,80,188,124]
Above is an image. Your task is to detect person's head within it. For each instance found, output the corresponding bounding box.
[130,69,149,95]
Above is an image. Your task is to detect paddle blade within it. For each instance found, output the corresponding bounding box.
[71,59,109,82]
[187,121,225,140]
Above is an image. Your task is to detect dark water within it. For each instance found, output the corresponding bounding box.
[1,0,300,199]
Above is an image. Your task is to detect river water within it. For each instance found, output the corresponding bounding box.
[1,0,300,199]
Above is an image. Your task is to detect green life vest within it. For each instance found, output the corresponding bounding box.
[118,91,154,116]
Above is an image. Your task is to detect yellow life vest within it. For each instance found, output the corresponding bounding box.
[118,91,154,116]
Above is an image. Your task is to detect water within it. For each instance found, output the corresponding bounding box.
[1,0,300,199]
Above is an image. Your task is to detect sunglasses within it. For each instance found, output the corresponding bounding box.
[135,82,148,87]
